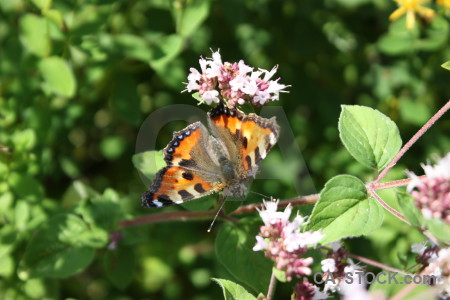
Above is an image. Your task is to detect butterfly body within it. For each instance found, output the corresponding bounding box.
[141,104,280,208]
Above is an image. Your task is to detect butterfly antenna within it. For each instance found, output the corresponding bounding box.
[249,191,271,200]
[207,197,226,233]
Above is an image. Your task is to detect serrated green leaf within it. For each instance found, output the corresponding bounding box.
[396,192,424,227]
[215,218,272,293]
[442,61,450,71]
[19,214,101,279]
[212,278,257,300]
[132,150,166,180]
[103,247,136,290]
[307,175,384,243]
[19,14,51,57]
[339,105,402,170]
[39,56,77,97]
[425,218,450,244]
[178,0,210,37]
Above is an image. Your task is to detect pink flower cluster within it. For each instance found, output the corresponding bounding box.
[412,243,450,297]
[406,153,450,224]
[253,200,323,282]
[184,51,289,107]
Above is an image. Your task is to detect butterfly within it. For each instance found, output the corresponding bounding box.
[141,103,280,208]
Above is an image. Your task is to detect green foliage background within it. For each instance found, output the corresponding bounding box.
[0,0,449,299]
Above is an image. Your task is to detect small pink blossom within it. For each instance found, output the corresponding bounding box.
[406,153,450,225]
[411,242,427,256]
[253,200,323,282]
[321,258,336,273]
[421,247,450,297]
[294,278,329,300]
[184,50,289,107]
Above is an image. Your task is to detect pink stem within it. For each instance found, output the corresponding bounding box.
[368,189,410,224]
[374,100,450,185]
[346,253,410,275]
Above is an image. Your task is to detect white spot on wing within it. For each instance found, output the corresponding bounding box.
[269,133,277,145]
[152,200,163,207]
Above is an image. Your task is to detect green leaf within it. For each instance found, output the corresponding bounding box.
[8,173,44,200]
[396,192,424,227]
[191,92,202,102]
[306,175,384,243]
[31,0,51,11]
[339,105,402,170]
[38,56,75,95]
[377,17,418,56]
[398,99,431,126]
[12,129,37,152]
[416,16,449,52]
[212,278,257,300]
[19,214,101,279]
[0,254,14,277]
[19,14,51,57]
[442,61,450,71]
[149,34,184,71]
[103,246,136,290]
[44,9,64,27]
[425,218,450,244]
[77,189,124,232]
[39,56,77,97]
[272,267,287,283]
[178,0,210,37]
[14,200,30,232]
[215,218,272,293]
[132,151,165,179]
[114,34,152,62]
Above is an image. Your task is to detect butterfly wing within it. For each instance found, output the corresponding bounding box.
[141,122,225,208]
[239,113,280,173]
[208,103,280,179]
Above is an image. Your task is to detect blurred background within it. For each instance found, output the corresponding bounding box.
[0,0,449,299]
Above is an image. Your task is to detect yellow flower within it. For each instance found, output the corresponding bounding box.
[437,0,450,9]
[389,0,436,30]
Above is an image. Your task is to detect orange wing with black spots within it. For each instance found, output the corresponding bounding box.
[141,123,225,208]
[239,114,280,172]
[208,103,280,177]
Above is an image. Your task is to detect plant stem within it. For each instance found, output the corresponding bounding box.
[119,210,215,227]
[369,176,424,191]
[368,189,409,224]
[230,193,320,215]
[266,270,277,300]
[374,100,450,185]
[346,253,411,275]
